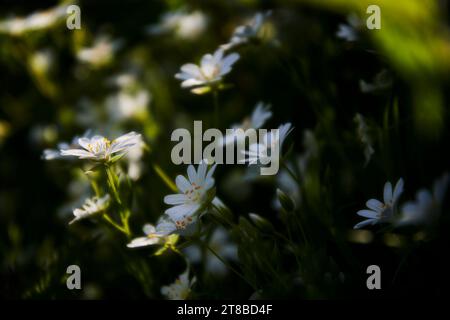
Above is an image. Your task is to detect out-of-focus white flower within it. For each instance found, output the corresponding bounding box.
[69,194,110,225]
[336,14,362,42]
[221,12,270,51]
[0,4,67,36]
[354,113,374,166]
[61,131,142,163]
[163,161,216,231]
[125,137,146,181]
[183,227,237,275]
[219,102,272,147]
[28,48,54,76]
[243,122,293,165]
[359,69,393,93]
[127,222,169,248]
[77,36,122,68]
[106,72,137,89]
[106,89,151,122]
[175,49,239,94]
[161,269,196,300]
[397,173,449,226]
[354,178,404,229]
[147,10,208,40]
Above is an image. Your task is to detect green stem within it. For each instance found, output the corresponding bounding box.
[103,214,129,235]
[281,161,301,186]
[105,165,122,205]
[205,243,255,289]
[153,164,177,192]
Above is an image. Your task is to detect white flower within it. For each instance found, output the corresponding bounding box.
[77,36,122,67]
[147,10,208,40]
[354,178,404,229]
[175,49,239,94]
[60,131,142,163]
[219,102,272,147]
[161,269,196,300]
[183,227,237,275]
[127,221,170,248]
[354,113,374,166]
[359,69,393,93]
[336,14,362,42]
[163,161,217,231]
[221,12,269,51]
[69,194,110,225]
[243,122,293,165]
[106,89,151,121]
[125,137,146,181]
[397,173,449,226]
[0,4,66,36]
[28,48,54,76]
[42,131,92,160]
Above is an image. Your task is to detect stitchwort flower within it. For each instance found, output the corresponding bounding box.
[60,131,141,163]
[127,220,174,248]
[397,173,448,226]
[221,12,270,51]
[175,49,239,94]
[161,269,196,300]
[354,178,404,229]
[69,194,110,225]
[243,122,293,165]
[163,161,217,232]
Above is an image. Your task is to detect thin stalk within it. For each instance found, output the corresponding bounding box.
[205,243,255,289]
[103,214,129,235]
[153,164,177,192]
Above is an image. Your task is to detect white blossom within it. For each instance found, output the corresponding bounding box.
[354,178,404,229]
[60,131,142,163]
[161,269,196,300]
[175,49,239,94]
[69,194,110,225]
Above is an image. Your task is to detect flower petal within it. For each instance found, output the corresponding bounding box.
[175,175,191,193]
[357,209,378,219]
[366,199,383,212]
[353,219,376,229]
[164,194,187,205]
[393,178,404,203]
[383,181,393,204]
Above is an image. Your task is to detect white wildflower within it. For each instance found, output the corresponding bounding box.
[243,122,293,165]
[127,221,170,248]
[147,10,208,40]
[175,49,239,94]
[77,36,122,68]
[221,12,269,51]
[354,178,404,229]
[163,161,216,231]
[161,269,196,300]
[397,173,448,226]
[60,131,142,163]
[69,194,110,225]
[0,4,66,36]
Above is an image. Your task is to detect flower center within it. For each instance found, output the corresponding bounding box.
[184,183,203,202]
[87,138,111,157]
[175,216,193,230]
